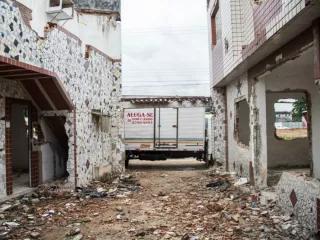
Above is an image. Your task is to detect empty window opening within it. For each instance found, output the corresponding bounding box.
[211,4,221,47]
[49,0,61,7]
[234,100,250,147]
[267,92,311,186]
[49,0,73,8]
[274,98,308,140]
[11,103,31,193]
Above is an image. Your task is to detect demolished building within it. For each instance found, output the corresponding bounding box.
[0,0,123,200]
[208,0,320,231]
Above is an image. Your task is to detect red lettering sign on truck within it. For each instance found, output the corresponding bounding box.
[126,111,154,125]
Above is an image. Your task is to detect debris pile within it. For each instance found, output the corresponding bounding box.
[77,174,141,199]
[0,168,315,239]
[0,174,141,240]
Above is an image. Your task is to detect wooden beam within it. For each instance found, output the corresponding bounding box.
[1,73,43,79]
[0,68,31,73]
[35,79,57,111]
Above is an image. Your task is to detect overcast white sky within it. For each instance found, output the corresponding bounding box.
[121,0,210,96]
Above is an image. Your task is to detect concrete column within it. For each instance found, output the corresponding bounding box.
[314,19,320,90]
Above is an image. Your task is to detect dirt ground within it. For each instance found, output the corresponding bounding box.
[1,159,311,240]
[44,159,210,240]
[276,128,308,140]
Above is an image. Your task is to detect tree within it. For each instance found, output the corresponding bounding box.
[292,97,307,122]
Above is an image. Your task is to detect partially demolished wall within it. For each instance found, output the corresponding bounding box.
[0,0,123,197]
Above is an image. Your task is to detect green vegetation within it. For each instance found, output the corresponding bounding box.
[292,97,307,122]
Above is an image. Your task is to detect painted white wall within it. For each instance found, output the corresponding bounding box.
[266,92,309,168]
[260,47,320,177]
[253,77,268,186]
[226,74,252,177]
[63,14,121,59]
[16,0,121,59]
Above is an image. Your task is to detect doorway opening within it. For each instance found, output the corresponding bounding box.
[11,102,31,193]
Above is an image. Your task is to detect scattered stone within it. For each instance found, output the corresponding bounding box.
[67,228,81,236]
[31,199,40,204]
[135,231,146,237]
[116,206,123,212]
[3,222,20,228]
[232,214,240,222]
[30,231,40,239]
[65,234,83,240]
[0,204,12,213]
[206,179,231,191]
[181,233,199,240]
[158,191,166,197]
[234,178,248,186]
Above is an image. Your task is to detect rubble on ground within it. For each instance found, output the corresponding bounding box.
[0,174,141,240]
[0,169,315,239]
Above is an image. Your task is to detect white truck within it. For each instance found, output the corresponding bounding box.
[124,107,209,167]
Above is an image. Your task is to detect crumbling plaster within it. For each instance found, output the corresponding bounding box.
[260,47,320,178]
[211,88,227,167]
[0,0,123,193]
[226,74,252,179]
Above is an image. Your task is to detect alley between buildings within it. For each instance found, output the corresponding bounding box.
[0,159,312,240]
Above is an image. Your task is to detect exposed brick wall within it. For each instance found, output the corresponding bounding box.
[317,198,320,231]
[30,105,39,188]
[5,98,12,195]
[31,152,39,187]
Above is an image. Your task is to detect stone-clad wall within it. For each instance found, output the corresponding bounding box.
[74,0,120,12]
[211,88,226,167]
[0,0,123,190]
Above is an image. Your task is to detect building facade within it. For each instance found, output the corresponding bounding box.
[208,0,320,231]
[0,0,123,199]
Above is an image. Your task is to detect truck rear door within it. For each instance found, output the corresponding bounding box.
[155,108,178,148]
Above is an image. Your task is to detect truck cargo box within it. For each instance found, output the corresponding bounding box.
[124,107,206,163]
